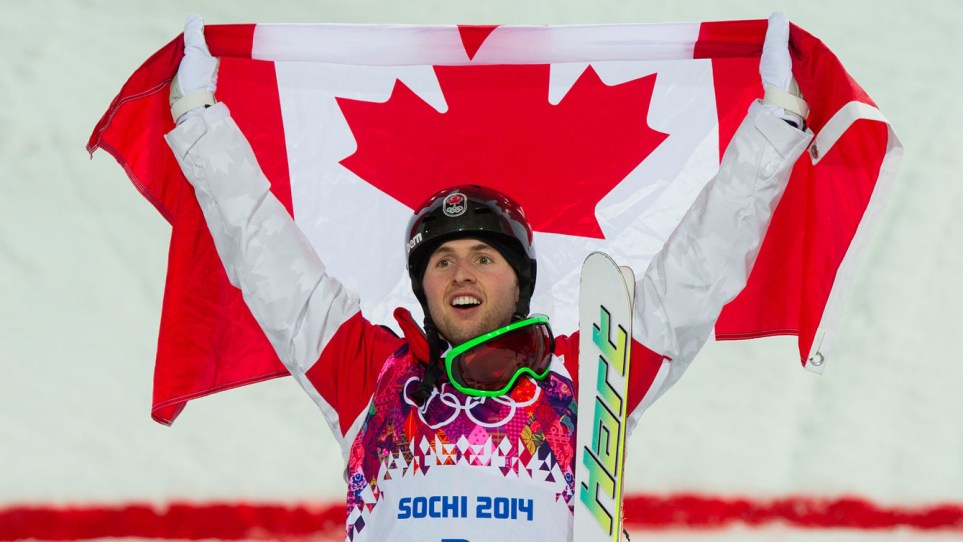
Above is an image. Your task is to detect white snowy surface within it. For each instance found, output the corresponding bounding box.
[1,0,960,539]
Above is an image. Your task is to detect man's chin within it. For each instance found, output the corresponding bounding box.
[440,323,489,347]
[434,312,513,347]
[444,330,478,348]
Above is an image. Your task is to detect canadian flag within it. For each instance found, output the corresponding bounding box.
[88,20,900,425]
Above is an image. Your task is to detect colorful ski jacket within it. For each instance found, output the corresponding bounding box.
[165,100,811,541]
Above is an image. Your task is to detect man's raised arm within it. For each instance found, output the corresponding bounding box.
[629,13,814,420]
[163,16,401,450]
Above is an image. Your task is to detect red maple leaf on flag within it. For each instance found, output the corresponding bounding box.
[337,64,669,239]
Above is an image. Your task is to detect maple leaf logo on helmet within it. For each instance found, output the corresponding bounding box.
[443,193,467,217]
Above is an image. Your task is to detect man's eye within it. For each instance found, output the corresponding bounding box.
[477,255,493,264]
[435,258,453,267]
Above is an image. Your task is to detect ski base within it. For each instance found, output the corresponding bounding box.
[573,252,635,542]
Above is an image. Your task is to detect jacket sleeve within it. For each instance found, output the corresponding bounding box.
[165,103,401,452]
[626,101,813,429]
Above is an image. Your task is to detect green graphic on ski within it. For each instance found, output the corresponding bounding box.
[574,252,634,542]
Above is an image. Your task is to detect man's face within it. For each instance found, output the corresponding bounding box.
[422,238,520,346]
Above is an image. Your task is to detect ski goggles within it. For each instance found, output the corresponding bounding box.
[444,315,555,397]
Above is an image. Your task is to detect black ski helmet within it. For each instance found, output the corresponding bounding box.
[406,185,537,319]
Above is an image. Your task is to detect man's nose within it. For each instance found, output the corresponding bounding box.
[451,259,476,283]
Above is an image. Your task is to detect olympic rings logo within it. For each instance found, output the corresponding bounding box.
[402,378,542,429]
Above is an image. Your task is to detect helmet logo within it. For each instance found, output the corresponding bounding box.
[407,232,423,254]
[442,193,467,217]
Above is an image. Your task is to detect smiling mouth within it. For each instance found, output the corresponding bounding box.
[451,295,481,308]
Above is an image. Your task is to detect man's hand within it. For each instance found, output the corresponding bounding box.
[170,14,219,124]
[760,12,808,127]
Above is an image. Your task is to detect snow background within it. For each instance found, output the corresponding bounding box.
[1,0,960,540]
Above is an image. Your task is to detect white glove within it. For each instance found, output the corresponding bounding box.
[760,12,808,127]
[170,14,219,124]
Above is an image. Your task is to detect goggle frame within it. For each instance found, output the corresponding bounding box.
[443,314,553,398]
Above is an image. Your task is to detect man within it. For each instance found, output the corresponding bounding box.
[165,13,811,541]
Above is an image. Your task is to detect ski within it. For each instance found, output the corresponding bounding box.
[573,252,635,542]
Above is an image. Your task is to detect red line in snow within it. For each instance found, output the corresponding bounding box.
[0,495,960,540]
[0,502,342,541]
[622,494,963,531]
